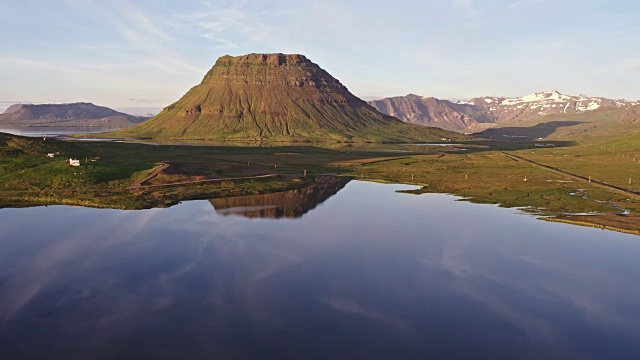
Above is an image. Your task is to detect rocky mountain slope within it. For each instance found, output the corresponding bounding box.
[0,103,148,128]
[370,91,640,133]
[368,94,493,132]
[109,53,459,142]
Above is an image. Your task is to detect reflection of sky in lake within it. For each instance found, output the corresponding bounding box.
[0,181,638,359]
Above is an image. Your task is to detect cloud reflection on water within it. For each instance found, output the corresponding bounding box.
[0,181,638,359]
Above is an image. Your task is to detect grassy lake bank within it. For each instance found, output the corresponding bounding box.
[1,132,637,232]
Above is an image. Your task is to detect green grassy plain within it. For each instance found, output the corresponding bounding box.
[512,143,639,192]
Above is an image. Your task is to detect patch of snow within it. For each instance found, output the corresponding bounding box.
[586,101,600,110]
[521,92,548,102]
[547,90,572,102]
[501,91,571,105]
[484,98,493,103]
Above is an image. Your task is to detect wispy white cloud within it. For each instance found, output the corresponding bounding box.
[202,34,239,49]
[515,40,566,50]
[0,55,127,77]
[0,52,185,111]
[177,1,276,50]
[106,1,203,76]
[508,0,547,8]
[451,0,483,26]
[118,1,174,43]
[60,0,204,78]
[2,0,639,104]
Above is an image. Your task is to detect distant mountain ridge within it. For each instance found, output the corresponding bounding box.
[0,102,148,128]
[462,90,640,123]
[107,53,460,142]
[368,94,494,132]
[369,91,640,133]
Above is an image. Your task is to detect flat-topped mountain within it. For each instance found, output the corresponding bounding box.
[369,91,640,133]
[109,53,458,142]
[0,102,148,128]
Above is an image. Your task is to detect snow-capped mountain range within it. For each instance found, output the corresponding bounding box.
[368,91,640,132]
[458,90,639,123]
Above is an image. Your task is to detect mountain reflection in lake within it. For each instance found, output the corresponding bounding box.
[210,176,349,219]
[0,181,638,360]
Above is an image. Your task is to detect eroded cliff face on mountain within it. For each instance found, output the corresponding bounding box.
[369,94,493,132]
[209,176,350,219]
[110,53,458,142]
[201,54,347,92]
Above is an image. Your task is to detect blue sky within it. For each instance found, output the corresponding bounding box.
[0,0,638,114]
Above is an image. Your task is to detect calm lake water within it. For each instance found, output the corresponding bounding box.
[0,181,638,359]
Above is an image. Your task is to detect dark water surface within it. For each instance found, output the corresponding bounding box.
[0,181,638,359]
